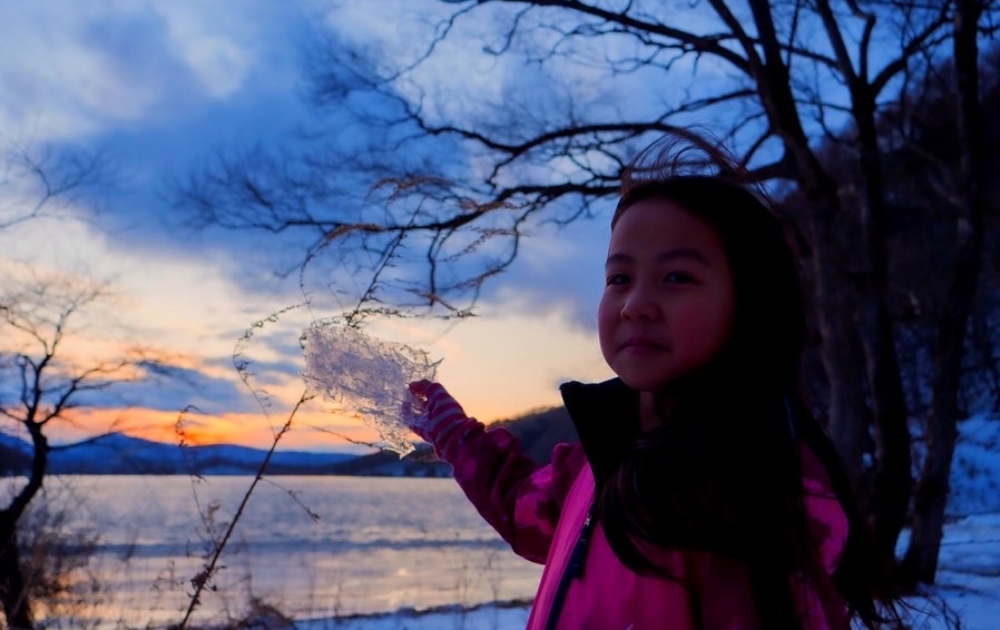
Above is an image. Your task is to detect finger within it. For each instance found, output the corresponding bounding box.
[424,384,454,414]
[426,391,467,425]
[424,381,452,402]
[409,379,434,396]
[416,382,454,409]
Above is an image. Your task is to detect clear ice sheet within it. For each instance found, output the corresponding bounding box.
[301,321,438,456]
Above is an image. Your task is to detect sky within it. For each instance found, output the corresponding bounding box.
[0,1,946,455]
[0,1,618,453]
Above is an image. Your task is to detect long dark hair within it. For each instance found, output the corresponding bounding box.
[598,138,901,629]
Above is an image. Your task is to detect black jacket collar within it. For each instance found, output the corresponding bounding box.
[559,378,641,488]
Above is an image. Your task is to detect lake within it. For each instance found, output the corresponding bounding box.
[9,475,543,629]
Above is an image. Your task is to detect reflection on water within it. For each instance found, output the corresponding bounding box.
[4,475,542,628]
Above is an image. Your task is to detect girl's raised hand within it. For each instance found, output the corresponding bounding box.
[403,379,473,445]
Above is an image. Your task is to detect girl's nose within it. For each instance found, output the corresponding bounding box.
[620,289,660,320]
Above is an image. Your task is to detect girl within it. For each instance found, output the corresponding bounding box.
[403,138,902,630]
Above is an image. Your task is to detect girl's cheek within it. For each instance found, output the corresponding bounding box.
[678,302,733,351]
[596,299,619,349]
[596,291,613,321]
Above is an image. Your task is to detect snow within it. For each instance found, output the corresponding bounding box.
[287,412,1000,630]
[900,412,1000,630]
[946,413,1000,516]
[294,602,532,630]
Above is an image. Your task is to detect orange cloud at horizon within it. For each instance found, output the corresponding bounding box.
[37,405,386,454]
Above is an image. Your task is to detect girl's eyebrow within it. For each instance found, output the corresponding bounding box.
[605,248,712,267]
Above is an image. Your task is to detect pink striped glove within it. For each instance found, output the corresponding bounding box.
[404,379,476,447]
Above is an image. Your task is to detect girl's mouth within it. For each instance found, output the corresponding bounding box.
[621,337,667,351]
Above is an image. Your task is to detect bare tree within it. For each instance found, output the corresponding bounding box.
[896,0,990,585]
[177,0,996,581]
[0,270,145,628]
[0,139,128,627]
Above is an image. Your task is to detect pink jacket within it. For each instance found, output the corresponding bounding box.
[432,379,852,630]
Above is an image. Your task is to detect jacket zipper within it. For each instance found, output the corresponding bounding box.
[544,504,596,630]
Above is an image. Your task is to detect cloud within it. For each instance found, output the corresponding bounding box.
[2,1,588,319]
[151,4,254,99]
[8,1,317,133]
[0,356,258,418]
[129,359,262,413]
[0,0,722,326]
[469,209,611,334]
[0,5,187,140]
[0,351,259,423]
[0,2,333,296]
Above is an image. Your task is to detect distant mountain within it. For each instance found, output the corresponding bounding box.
[0,432,357,476]
[0,433,32,475]
[334,405,577,477]
[328,445,452,477]
[0,405,580,477]
[493,405,578,464]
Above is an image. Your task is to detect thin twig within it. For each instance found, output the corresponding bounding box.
[174,392,310,630]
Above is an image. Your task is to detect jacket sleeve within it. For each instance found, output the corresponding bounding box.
[796,444,853,629]
[432,419,587,564]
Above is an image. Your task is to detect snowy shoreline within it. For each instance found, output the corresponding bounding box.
[294,599,534,630]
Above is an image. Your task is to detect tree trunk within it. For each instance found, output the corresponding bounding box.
[860,299,912,562]
[901,0,986,585]
[745,0,875,498]
[745,0,920,579]
[0,419,50,629]
[807,225,873,496]
[0,516,34,630]
[841,58,914,565]
[902,352,962,584]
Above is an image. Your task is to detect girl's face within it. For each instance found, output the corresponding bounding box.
[598,198,736,394]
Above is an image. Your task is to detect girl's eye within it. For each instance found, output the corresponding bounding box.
[664,271,695,284]
[606,273,629,286]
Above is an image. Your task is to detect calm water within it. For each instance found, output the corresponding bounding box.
[10,475,543,628]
